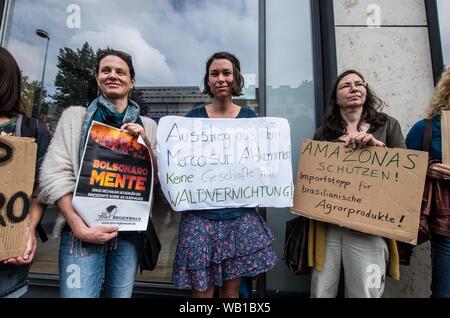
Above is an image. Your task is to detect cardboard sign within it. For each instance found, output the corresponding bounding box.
[157,116,293,211]
[442,110,450,165]
[72,122,153,231]
[0,135,37,261]
[290,140,429,244]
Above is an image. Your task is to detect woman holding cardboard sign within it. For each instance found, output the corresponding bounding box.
[171,52,277,298]
[38,49,157,298]
[310,70,405,298]
[406,67,450,298]
[0,47,50,297]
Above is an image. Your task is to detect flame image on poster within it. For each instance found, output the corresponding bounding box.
[72,121,153,231]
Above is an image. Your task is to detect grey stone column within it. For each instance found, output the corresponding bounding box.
[333,0,433,298]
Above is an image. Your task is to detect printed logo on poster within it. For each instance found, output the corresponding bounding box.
[72,121,154,231]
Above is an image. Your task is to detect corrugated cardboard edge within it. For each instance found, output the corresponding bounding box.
[0,135,37,261]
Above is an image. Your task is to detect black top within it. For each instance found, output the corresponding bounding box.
[186,105,257,119]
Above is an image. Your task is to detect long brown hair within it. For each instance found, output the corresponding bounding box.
[321,70,387,140]
[0,47,24,118]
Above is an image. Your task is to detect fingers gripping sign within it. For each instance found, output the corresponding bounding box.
[120,123,145,139]
[345,131,385,149]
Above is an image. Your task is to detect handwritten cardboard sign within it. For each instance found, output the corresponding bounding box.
[290,140,428,244]
[157,116,293,211]
[0,135,37,261]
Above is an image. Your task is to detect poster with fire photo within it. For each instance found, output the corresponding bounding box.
[72,121,153,231]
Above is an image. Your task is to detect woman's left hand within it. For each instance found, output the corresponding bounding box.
[120,123,146,140]
[344,131,385,149]
[120,123,156,171]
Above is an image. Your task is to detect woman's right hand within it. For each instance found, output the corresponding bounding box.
[57,194,118,244]
[72,224,118,244]
[427,163,450,180]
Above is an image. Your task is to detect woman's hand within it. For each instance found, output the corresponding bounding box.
[427,163,450,180]
[120,122,157,175]
[344,131,385,149]
[3,229,37,265]
[72,224,119,244]
[120,123,147,141]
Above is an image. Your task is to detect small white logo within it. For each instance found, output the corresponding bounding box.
[66,4,81,29]
[66,264,81,289]
[366,264,382,289]
[367,4,381,28]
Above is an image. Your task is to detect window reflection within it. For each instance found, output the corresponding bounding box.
[437,0,450,67]
[3,0,259,284]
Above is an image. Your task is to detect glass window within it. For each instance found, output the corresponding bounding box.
[265,0,316,294]
[1,0,259,285]
[437,0,450,67]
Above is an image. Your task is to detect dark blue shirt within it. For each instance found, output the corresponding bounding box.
[405,116,442,160]
[185,105,257,220]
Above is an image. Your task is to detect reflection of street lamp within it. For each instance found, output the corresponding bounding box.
[36,29,50,118]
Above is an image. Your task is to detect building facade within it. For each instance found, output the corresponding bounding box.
[0,0,447,297]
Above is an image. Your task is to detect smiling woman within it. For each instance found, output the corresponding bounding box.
[0,0,259,292]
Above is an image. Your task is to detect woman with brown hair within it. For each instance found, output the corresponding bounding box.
[310,69,405,298]
[171,52,278,298]
[0,47,50,298]
[38,49,157,298]
[406,67,450,298]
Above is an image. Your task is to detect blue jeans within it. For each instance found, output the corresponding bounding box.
[431,234,450,298]
[0,264,29,298]
[59,230,138,298]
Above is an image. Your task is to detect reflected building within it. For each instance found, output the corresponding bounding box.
[266,82,315,118]
[136,86,259,121]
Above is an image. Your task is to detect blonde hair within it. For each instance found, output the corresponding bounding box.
[426,67,450,119]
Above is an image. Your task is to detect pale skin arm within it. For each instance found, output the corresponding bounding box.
[344,131,385,149]
[120,123,158,179]
[56,193,118,244]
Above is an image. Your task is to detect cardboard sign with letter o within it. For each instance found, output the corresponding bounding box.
[0,135,36,261]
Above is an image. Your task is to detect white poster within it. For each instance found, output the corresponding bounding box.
[157,116,293,211]
[72,122,153,231]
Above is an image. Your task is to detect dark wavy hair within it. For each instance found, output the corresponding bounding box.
[322,69,387,140]
[203,51,244,97]
[0,47,24,118]
[96,48,135,80]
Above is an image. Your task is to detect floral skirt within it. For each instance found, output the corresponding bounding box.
[171,211,278,291]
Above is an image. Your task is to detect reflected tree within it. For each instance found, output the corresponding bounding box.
[52,42,98,109]
[21,74,49,118]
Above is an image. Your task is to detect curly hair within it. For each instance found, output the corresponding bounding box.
[321,69,387,141]
[426,67,450,119]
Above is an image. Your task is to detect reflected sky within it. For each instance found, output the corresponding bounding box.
[3,0,258,96]
[437,0,450,67]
